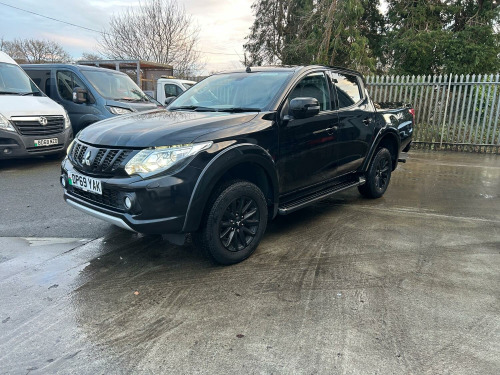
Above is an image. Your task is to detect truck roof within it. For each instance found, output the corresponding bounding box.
[216,65,364,78]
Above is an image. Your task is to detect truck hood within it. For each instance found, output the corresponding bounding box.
[105,99,158,112]
[0,96,65,118]
[78,109,259,148]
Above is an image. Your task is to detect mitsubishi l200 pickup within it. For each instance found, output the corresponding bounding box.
[60,66,413,264]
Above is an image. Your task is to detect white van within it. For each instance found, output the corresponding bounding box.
[147,77,197,105]
[0,51,72,159]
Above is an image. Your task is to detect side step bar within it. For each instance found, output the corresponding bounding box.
[278,176,366,215]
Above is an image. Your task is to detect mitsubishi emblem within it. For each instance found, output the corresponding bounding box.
[83,150,92,166]
[39,116,48,126]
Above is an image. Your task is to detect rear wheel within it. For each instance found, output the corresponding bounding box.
[358,147,392,199]
[193,180,268,265]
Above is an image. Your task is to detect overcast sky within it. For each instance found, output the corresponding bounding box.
[0,0,388,75]
[0,0,254,74]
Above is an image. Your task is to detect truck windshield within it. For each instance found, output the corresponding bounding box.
[170,71,293,111]
[0,63,41,96]
[81,70,150,102]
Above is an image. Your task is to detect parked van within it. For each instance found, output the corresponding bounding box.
[22,64,159,133]
[0,52,72,159]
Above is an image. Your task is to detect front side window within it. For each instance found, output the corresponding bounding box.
[289,72,331,111]
[331,72,362,109]
[57,70,86,101]
[182,82,194,90]
[164,84,180,98]
[0,63,40,95]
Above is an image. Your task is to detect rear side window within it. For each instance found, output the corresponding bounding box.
[25,70,51,95]
[331,72,362,109]
[56,70,86,101]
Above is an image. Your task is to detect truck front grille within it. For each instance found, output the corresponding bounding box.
[12,116,65,136]
[70,141,133,176]
[68,187,124,211]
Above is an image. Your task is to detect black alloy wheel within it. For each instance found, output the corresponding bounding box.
[358,147,393,199]
[375,156,390,190]
[193,180,268,265]
[219,196,260,252]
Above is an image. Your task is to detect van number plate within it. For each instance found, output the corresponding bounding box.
[68,171,102,195]
[34,138,58,147]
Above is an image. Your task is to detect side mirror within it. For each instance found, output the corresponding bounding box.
[72,88,88,104]
[164,96,176,105]
[289,97,320,119]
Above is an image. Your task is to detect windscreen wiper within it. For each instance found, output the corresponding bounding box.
[169,105,217,112]
[21,91,39,96]
[215,107,261,113]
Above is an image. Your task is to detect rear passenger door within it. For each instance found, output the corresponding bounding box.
[329,70,375,175]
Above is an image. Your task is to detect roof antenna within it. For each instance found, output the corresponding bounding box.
[246,66,251,73]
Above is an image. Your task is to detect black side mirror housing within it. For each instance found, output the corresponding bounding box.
[72,87,88,104]
[165,96,176,105]
[289,97,320,119]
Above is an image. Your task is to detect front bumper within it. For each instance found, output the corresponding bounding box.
[0,127,73,159]
[61,158,200,234]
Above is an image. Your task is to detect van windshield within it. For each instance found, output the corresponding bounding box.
[169,71,293,112]
[0,63,41,96]
[81,69,150,102]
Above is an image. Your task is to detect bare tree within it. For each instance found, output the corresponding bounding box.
[0,38,71,63]
[80,52,103,61]
[100,0,203,77]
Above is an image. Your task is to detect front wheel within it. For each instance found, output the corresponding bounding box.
[193,180,268,265]
[358,147,392,199]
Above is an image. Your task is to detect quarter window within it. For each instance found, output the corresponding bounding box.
[331,72,362,109]
[56,71,86,101]
[289,72,331,112]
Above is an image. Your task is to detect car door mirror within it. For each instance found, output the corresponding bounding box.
[165,96,176,105]
[72,87,88,104]
[290,97,320,119]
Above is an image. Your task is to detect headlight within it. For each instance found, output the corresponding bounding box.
[63,110,71,129]
[108,106,133,115]
[0,113,16,132]
[125,142,213,177]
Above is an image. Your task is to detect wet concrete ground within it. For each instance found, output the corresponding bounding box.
[0,150,499,374]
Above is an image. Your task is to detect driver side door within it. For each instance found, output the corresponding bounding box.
[278,71,341,194]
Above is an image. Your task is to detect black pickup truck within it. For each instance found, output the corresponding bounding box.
[60,66,413,264]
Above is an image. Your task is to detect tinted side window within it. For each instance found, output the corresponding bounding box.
[331,72,362,109]
[25,69,51,94]
[176,85,184,96]
[164,84,178,97]
[56,71,86,101]
[289,72,331,111]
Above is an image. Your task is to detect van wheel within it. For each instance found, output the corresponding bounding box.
[192,180,268,265]
[358,147,392,199]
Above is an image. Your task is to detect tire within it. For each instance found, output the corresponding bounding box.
[192,180,268,265]
[358,147,392,199]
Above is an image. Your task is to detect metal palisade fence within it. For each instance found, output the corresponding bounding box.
[366,74,500,153]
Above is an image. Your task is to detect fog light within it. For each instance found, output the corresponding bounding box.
[124,196,132,210]
[61,175,67,188]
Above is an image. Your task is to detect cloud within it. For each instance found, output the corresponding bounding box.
[0,0,254,74]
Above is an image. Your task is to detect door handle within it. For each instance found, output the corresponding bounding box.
[326,126,338,135]
[363,118,372,126]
